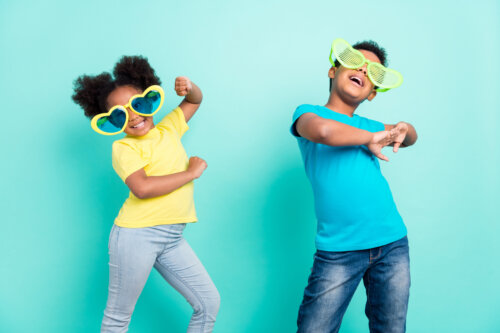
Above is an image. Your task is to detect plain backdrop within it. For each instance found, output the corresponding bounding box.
[1,0,499,332]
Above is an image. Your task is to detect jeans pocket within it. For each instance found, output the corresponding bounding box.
[108,224,119,251]
[315,249,348,262]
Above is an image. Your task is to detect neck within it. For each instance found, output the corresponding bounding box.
[324,91,360,117]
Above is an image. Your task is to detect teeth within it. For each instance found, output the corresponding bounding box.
[350,76,362,86]
[132,121,145,129]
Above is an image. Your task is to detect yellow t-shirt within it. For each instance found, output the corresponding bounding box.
[111,107,197,228]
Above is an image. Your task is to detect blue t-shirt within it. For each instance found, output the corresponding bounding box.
[291,104,407,251]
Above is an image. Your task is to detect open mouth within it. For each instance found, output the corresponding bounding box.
[349,75,364,87]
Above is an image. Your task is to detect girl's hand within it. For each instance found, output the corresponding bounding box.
[175,76,193,96]
[187,156,207,179]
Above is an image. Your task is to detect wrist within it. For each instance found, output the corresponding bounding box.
[185,94,202,104]
[185,169,197,181]
[185,96,202,104]
[185,84,202,104]
[364,132,375,146]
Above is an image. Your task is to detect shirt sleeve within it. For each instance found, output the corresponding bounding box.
[290,104,316,137]
[112,141,149,182]
[374,120,385,132]
[157,107,189,137]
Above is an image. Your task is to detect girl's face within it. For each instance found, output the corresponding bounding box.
[106,85,155,137]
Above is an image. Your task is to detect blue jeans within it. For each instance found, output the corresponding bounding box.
[297,236,410,333]
[101,223,220,333]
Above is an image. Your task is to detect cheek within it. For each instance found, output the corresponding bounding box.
[145,117,155,129]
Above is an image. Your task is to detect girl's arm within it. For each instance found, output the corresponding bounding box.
[125,156,207,199]
[175,77,202,122]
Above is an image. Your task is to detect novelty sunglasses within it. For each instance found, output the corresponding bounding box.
[91,85,164,135]
[329,38,403,92]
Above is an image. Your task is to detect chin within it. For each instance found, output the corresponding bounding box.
[341,89,365,103]
[348,84,375,98]
[136,129,150,136]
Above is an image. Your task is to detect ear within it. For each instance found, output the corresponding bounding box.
[367,89,377,101]
[328,66,336,79]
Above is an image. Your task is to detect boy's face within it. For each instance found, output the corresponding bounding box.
[106,85,155,137]
[329,49,380,103]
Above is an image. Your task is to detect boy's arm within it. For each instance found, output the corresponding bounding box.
[124,157,207,199]
[295,112,398,161]
[384,122,418,152]
[175,77,202,122]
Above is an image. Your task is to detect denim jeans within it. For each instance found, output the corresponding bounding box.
[101,223,220,333]
[297,236,410,333]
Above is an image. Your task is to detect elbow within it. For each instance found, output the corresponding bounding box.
[407,124,418,146]
[132,188,147,199]
[406,131,418,147]
[125,171,153,199]
[130,184,150,199]
[313,124,331,143]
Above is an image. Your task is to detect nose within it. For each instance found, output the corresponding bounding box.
[357,66,367,75]
[127,108,141,121]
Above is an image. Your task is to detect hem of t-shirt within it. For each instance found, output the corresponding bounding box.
[114,216,198,228]
[315,230,408,252]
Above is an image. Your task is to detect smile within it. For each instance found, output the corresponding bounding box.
[131,120,145,129]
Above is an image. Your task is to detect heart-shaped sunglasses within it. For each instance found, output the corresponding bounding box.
[329,38,403,92]
[91,85,164,135]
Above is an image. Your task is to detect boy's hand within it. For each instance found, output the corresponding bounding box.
[391,122,409,153]
[366,130,398,162]
[175,76,193,96]
[187,156,207,179]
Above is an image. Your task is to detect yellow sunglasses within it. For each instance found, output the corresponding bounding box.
[91,85,164,135]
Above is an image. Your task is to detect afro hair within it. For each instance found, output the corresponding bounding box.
[72,55,162,119]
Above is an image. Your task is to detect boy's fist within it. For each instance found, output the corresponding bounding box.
[175,76,193,96]
[187,156,207,179]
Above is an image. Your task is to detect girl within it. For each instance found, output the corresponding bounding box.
[72,56,220,333]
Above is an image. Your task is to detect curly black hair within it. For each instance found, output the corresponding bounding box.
[329,40,388,92]
[72,55,162,119]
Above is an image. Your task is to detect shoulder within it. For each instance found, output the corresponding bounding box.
[291,105,324,137]
[158,107,185,126]
[293,104,322,121]
[157,107,189,136]
[295,104,320,113]
[112,137,141,155]
[112,136,138,147]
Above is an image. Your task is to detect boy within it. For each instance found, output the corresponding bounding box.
[291,39,417,333]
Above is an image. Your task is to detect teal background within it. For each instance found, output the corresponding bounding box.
[1,0,499,332]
